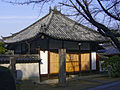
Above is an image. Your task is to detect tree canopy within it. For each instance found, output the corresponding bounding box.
[102,56,120,77]
[2,0,120,49]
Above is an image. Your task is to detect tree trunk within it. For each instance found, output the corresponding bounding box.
[59,49,66,86]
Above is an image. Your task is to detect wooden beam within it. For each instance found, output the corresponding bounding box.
[58,49,66,86]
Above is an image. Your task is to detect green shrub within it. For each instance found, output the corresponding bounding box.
[5,50,14,55]
[102,56,120,77]
[0,43,7,54]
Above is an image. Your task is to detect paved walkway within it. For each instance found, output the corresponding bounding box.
[34,74,120,90]
[38,74,105,84]
[87,80,120,90]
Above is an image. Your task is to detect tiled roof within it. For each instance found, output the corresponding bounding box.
[105,47,120,55]
[3,8,109,43]
[0,55,41,64]
[102,43,120,55]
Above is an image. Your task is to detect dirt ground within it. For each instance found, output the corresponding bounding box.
[16,74,120,90]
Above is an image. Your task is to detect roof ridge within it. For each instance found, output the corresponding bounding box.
[40,9,62,33]
[42,10,54,33]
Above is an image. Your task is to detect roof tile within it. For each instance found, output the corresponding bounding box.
[3,10,109,43]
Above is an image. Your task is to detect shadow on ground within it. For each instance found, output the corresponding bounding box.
[16,73,120,90]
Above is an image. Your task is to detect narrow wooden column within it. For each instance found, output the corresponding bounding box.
[59,49,66,85]
[37,48,42,82]
[78,43,81,75]
[39,61,41,82]
[48,51,50,79]
[79,54,81,75]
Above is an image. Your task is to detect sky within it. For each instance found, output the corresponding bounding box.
[0,0,100,39]
[1,0,119,40]
[0,1,50,39]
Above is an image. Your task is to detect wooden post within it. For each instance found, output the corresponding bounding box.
[59,49,66,86]
[9,57,16,82]
[78,43,81,76]
[39,61,42,82]
[79,54,81,76]
[37,47,42,82]
[48,51,50,79]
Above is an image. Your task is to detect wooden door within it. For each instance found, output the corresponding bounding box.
[49,52,91,74]
[49,52,80,74]
[49,52,59,74]
[81,53,90,71]
[66,54,79,72]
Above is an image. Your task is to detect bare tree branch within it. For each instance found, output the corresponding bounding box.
[59,2,74,8]
[76,0,120,49]
[69,0,90,21]
[2,0,52,5]
[97,0,120,21]
[2,0,120,49]
[107,1,120,10]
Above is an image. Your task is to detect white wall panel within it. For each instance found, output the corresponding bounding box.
[16,63,39,79]
[0,63,39,80]
[91,52,96,70]
[40,51,48,74]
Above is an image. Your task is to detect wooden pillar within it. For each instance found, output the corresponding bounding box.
[59,49,66,85]
[37,48,41,82]
[90,53,92,71]
[79,54,81,75]
[48,51,50,79]
[96,53,99,71]
[39,61,42,82]
[78,43,81,75]
[9,57,16,82]
[47,39,50,79]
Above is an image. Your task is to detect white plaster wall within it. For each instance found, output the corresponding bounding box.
[91,52,96,70]
[16,63,39,79]
[0,64,9,67]
[40,51,48,74]
[0,63,39,80]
